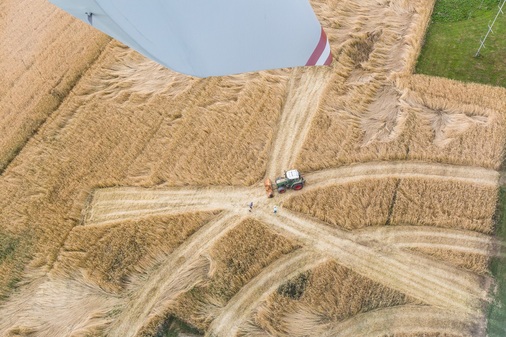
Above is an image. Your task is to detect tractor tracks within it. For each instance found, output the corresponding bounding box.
[354,226,498,256]
[207,249,328,337]
[105,212,243,337]
[80,160,498,335]
[265,67,332,179]
[85,161,498,226]
[321,305,481,337]
[256,209,490,314]
[85,186,257,224]
[302,161,499,189]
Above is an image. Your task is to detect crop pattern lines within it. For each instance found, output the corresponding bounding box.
[2,0,504,336]
[84,72,500,336]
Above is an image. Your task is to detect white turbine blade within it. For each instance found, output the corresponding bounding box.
[49,0,332,77]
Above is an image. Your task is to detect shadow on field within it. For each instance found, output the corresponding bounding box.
[488,186,506,336]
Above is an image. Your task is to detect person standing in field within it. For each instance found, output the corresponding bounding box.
[274,206,278,214]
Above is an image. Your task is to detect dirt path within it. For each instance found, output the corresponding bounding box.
[207,249,327,337]
[302,161,499,189]
[86,161,498,225]
[265,67,332,179]
[322,305,480,337]
[255,209,489,313]
[105,212,243,337]
[86,186,260,224]
[82,161,496,328]
[354,226,496,256]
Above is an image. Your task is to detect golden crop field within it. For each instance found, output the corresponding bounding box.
[1,0,506,336]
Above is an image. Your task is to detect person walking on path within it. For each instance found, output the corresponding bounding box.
[249,201,253,212]
[273,206,278,214]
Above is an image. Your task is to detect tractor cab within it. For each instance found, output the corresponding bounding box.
[285,169,300,180]
[275,169,305,193]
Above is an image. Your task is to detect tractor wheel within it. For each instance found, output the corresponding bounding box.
[278,186,286,194]
[293,183,303,191]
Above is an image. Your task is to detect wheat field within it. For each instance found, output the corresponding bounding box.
[1,0,506,336]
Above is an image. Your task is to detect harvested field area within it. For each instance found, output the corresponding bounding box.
[285,176,497,275]
[56,212,216,292]
[296,0,506,172]
[0,0,110,172]
[296,75,506,171]
[400,75,506,169]
[392,179,497,233]
[285,177,497,232]
[408,248,490,276]
[244,260,416,336]
[0,275,123,337]
[170,219,298,331]
[0,0,505,336]
[284,178,397,229]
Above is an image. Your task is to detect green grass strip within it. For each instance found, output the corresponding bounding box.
[488,187,506,337]
[416,0,506,87]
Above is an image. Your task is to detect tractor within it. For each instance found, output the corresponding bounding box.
[274,169,305,194]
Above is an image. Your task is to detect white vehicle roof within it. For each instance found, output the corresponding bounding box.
[49,0,332,77]
[286,169,300,180]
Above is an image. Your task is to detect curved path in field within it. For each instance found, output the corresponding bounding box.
[105,212,243,337]
[207,249,327,337]
[255,209,490,313]
[321,305,481,337]
[353,226,496,256]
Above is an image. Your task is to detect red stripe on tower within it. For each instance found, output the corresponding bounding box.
[323,50,332,65]
[306,27,331,66]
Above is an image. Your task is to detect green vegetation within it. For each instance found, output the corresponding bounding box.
[488,187,506,337]
[431,0,500,22]
[277,271,310,300]
[159,316,202,337]
[0,235,18,264]
[416,0,506,87]
[0,234,22,301]
[0,229,34,302]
